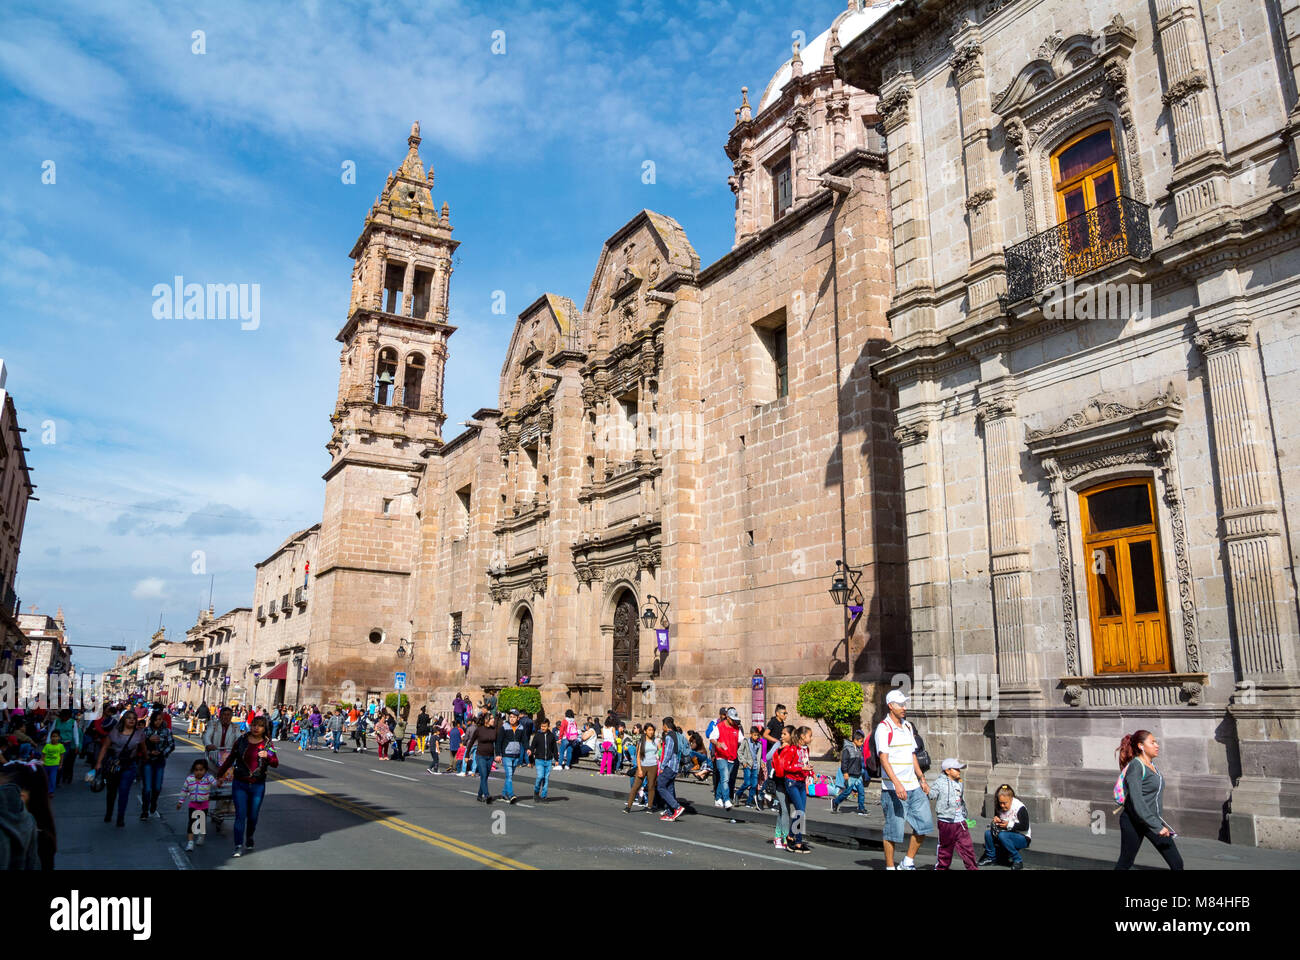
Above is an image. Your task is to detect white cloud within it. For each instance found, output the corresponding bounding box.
[131,577,169,600]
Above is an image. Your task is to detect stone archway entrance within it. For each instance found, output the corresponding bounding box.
[517,609,534,682]
[612,592,638,718]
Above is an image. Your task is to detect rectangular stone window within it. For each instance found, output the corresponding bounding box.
[455,484,471,538]
[771,155,792,221]
[381,497,395,517]
[450,611,462,648]
[752,308,790,404]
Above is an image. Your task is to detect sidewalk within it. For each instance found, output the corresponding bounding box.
[46,759,192,870]
[491,761,1300,870]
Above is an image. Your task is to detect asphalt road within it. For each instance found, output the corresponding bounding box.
[165,735,902,870]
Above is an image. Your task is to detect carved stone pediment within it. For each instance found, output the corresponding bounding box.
[993,23,1136,121]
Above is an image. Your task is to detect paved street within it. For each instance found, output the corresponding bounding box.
[50,734,948,871]
[47,733,1300,870]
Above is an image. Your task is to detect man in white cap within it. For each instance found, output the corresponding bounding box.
[874,689,932,869]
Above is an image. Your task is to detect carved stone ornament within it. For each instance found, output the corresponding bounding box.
[1161,71,1209,107]
[877,85,912,125]
[976,395,1016,423]
[1026,384,1181,443]
[949,40,983,79]
[1193,320,1253,356]
[965,187,996,210]
[1026,385,1200,676]
[893,421,930,446]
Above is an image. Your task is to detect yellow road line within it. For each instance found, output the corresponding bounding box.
[279,774,536,871]
[177,733,534,870]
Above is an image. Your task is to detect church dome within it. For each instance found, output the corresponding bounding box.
[757,1,899,112]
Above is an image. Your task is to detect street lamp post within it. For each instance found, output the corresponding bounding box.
[827,559,864,668]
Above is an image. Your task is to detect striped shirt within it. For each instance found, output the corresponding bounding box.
[180,773,218,809]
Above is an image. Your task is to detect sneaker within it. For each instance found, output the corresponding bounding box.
[831,803,840,814]
[139,812,149,822]
[1011,862,1023,871]
[246,838,255,850]
[622,807,632,814]
[185,840,195,852]
[856,810,870,816]
[153,811,163,821]
[773,838,786,850]
[508,796,518,805]
[196,835,205,846]
[898,861,916,870]
[724,800,733,810]
[424,768,437,776]
[977,855,996,867]
[232,845,243,858]
[667,806,685,822]
[714,799,724,808]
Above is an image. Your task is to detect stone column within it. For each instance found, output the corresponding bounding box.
[1194,321,1293,680]
[1275,0,1300,186]
[950,28,1005,312]
[1154,1,1229,227]
[370,248,386,310]
[894,414,953,678]
[877,68,934,318]
[976,390,1031,688]
[400,262,415,317]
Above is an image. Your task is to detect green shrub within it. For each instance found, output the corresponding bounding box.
[496,686,542,716]
[384,693,410,712]
[796,681,864,751]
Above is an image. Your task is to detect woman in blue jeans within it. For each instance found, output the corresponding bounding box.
[138,709,175,821]
[216,716,279,857]
[96,710,146,827]
[467,713,498,802]
[979,785,1032,869]
[780,726,815,854]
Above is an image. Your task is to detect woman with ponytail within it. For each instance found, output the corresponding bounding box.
[1115,729,1183,870]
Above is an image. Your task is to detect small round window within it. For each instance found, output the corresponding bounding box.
[368,629,385,645]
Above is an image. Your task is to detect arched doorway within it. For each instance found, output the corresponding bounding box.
[517,609,534,682]
[612,592,639,718]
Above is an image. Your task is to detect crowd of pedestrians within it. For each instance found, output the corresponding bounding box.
[1,687,1186,870]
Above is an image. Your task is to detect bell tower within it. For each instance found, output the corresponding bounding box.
[329,120,457,463]
[309,122,458,703]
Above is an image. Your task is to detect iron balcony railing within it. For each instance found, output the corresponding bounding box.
[1004,195,1152,305]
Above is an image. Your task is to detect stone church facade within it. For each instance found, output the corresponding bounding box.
[838,0,1300,846]
[289,1,910,732]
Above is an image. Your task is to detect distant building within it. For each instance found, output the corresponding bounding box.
[17,608,71,707]
[0,359,36,687]
[180,607,252,708]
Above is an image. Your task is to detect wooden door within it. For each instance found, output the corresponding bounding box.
[612,596,638,718]
[516,610,533,682]
[1082,480,1171,673]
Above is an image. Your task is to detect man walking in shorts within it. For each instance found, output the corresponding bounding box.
[875,690,932,870]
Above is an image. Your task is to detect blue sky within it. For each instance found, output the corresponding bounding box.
[0,0,850,672]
